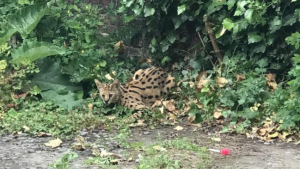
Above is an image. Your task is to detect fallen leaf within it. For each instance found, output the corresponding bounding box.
[114,41,126,54]
[105,73,113,80]
[75,135,85,144]
[162,100,176,112]
[196,71,207,81]
[267,81,277,90]
[173,126,183,131]
[213,109,223,119]
[188,116,196,123]
[37,132,52,137]
[107,115,116,121]
[258,128,268,136]
[153,145,167,152]
[236,74,246,82]
[139,58,152,63]
[216,77,228,87]
[23,125,30,131]
[177,80,183,86]
[88,103,93,111]
[266,73,276,82]
[44,138,63,148]
[211,137,221,142]
[268,132,279,138]
[151,100,162,108]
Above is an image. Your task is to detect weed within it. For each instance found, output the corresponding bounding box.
[49,151,78,169]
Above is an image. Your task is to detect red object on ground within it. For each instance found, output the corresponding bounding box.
[220,148,230,155]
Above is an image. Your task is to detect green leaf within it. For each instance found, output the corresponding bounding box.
[161,56,171,66]
[244,9,254,23]
[177,5,186,15]
[166,31,176,43]
[66,20,80,29]
[99,60,107,67]
[222,18,234,30]
[8,3,48,38]
[0,60,7,70]
[144,6,155,17]
[31,58,83,110]
[30,85,41,95]
[160,40,170,52]
[269,16,282,33]
[227,0,236,10]
[10,41,66,65]
[248,33,262,44]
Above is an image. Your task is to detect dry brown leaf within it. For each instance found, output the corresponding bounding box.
[37,132,52,137]
[236,74,246,82]
[266,73,276,82]
[189,81,195,88]
[211,137,221,142]
[216,77,228,87]
[114,41,126,54]
[107,115,116,121]
[188,116,196,123]
[172,62,179,70]
[92,148,101,156]
[139,58,152,63]
[23,125,30,131]
[278,131,290,140]
[173,126,184,131]
[105,74,113,80]
[196,71,207,81]
[213,109,223,119]
[268,132,279,138]
[267,81,277,90]
[88,103,93,111]
[258,128,268,136]
[44,138,62,148]
[153,145,167,152]
[177,80,183,86]
[151,100,162,108]
[196,79,209,91]
[162,100,176,112]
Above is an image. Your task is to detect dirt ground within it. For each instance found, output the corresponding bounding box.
[1,125,300,169]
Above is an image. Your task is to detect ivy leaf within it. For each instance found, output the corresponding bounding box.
[99,60,107,67]
[177,5,186,15]
[166,31,176,43]
[269,16,282,33]
[160,40,170,52]
[227,0,236,10]
[248,33,262,44]
[132,4,142,15]
[222,18,234,30]
[144,6,155,17]
[161,56,171,66]
[11,41,66,65]
[244,9,254,23]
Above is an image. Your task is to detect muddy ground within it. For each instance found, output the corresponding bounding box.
[1,125,300,169]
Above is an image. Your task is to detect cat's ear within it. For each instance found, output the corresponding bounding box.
[94,79,104,88]
[111,79,120,89]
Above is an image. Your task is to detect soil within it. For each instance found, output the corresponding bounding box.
[1,125,300,169]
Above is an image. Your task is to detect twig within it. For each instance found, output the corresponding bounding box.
[197,32,216,68]
[203,15,223,64]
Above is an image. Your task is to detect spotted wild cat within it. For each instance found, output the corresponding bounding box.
[94,67,175,110]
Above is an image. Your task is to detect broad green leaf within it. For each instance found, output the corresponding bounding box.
[0,29,17,46]
[144,6,155,17]
[151,37,157,46]
[244,9,254,23]
[132,4,142,15]
[248,33,262,44]
[227,0,236,10]
[31,58,83,110]
[7,3,48,38]
[11,41,66,65]
[66,20,80,29]
[222,18,234,30]
[177,5,186,15]
[160,40,170,52]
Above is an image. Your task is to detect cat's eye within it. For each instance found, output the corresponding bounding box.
[109,94,113,98]
[101,94,105,98]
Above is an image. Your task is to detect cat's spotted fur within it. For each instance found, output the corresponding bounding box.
[94,67,175,110]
